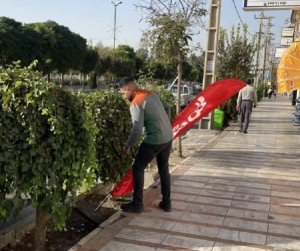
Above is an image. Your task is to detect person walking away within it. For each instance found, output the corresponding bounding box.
[237,80,257,133]
[119,77,173,213]
[273,89,277,99]
[268,87,273,99]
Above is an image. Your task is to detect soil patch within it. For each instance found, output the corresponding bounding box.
[1,210,98,251]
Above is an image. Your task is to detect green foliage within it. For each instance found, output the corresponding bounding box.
[217,24,257,126]
[138,0,207,66]
[29,21,87,74]
[217,24,257,80]
[135,45,149,76]
[0,17,87,79]
[109,45,137,78]
[88,71,97,89]
[146,14,191,65]
[94,44,141,80]
[257,83,264,102]
[147,61,176,81]
[96,52,112,77]
[0,17,41,66]
[182,61,193,80]
[188,52,205,82]
[0,62,96,229]
[115,45,136,60]
[109,55,136,79]
[137,69,164,85]
[84,91,135,183]
[82,47,99,76]
[256,83,268,101]
[219,94,238,127]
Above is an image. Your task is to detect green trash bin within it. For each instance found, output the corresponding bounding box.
[214,108,224,129]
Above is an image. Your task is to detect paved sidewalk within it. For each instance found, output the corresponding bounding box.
[71,96,300,251]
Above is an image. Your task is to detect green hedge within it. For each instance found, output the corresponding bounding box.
[219,94,238,127]
[84,91,137,183]
[0,62,97,250]
[256,83,268,101]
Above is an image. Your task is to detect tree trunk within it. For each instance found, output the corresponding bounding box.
[34,204,48,251]
[61,73,64,87]
[69,70,72,85]
[47,73,50,82]
[177,51,183,157]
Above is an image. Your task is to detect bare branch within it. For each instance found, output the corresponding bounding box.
[178,0,187,18]
[155,0,169,13]
[134,0,208,65]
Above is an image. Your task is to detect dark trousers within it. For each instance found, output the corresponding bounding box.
[268,92,273,99]
[238,100,252,132]
[132,140,172,206]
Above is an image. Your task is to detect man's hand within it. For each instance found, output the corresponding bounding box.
[123,146,130,155]
[236,106,239,111]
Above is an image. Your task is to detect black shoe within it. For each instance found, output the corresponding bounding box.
[121,201,143,213]
[159,201,171,212]
[239,129,243,133]
[243,131,248,134]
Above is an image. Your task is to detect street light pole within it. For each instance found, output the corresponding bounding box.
[111,1,122,50]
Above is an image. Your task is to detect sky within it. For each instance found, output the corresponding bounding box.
[0,0,292,51]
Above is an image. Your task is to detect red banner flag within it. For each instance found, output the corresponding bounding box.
[110,169,133,197]
[172,78,245,139]
[110,78,245,197]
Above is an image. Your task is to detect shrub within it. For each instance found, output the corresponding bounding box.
[0,62,96,251]
[88,70,97,89]
[256,83,268,102]
[219,94,238,127]
[84,91,136,183]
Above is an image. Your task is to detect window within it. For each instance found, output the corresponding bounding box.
[171,86,189,94]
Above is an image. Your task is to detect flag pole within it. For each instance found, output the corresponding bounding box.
[93,193,112,214]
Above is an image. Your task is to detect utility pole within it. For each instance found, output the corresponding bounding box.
[199,0,221,130]
[269,45,276,84]
[254,11,264,86]
[254,14,274,93]
[262,17,274,93]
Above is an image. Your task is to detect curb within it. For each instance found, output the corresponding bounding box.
[0,214,35,249]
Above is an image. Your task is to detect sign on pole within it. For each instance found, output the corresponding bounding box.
[281,27,295,37]
[275,47,288,58]
[280,37,294,46]
[243,0,300,11]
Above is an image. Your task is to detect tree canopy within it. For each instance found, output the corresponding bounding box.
[217,24,257,80]
[0,16,205,86]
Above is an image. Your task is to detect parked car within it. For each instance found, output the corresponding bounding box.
[170,85,198,109]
